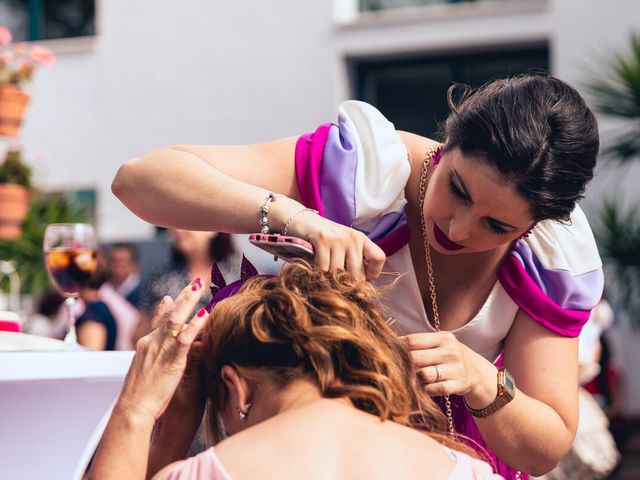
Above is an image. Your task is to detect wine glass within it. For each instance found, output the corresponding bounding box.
[43,223,98,345]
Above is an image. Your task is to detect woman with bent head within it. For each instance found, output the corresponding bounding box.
[112,74,603,477]
[88,262,500,479]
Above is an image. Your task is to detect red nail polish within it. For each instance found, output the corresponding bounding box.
[197,308,206,317]
[191,277,203,291]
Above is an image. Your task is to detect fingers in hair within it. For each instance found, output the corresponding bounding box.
[176,307,209,349]
[162,278,206,338]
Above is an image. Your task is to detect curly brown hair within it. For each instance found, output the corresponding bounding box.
[200,261,464,450]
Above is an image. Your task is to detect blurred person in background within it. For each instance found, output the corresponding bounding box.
[534,299,621,479]
[105,243,142,308]
[136,229,235,341]
[45,250,140,350]
[76,267,118,351]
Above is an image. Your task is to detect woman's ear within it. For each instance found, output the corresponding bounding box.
[220,365,252,414]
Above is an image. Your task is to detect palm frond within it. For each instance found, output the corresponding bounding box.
[585,33,640,161]
[596,200,640,329]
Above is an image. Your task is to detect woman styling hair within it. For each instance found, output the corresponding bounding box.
[112,74,602,477]
[88,262,501,479]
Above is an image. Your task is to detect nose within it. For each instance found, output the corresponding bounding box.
[447,210,474,242]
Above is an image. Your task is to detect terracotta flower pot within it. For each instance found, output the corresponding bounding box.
[0,85,31,137]
[0,184,30,241]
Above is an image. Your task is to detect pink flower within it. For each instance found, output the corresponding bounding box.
[0,51,11,64]
[0,26,12,46]
[29,45,56,66]
[14,42,26,55]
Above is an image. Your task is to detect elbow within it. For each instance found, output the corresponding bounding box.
[519,438,573,476]
[112,158,140,203]
[526,459,560,477]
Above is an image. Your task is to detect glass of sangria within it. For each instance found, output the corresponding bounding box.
[43,223,98,345]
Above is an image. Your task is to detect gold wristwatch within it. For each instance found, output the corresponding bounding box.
[464,367,516,418]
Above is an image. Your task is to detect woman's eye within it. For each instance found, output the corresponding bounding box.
[487,220,508,235]
[448,179,469,203]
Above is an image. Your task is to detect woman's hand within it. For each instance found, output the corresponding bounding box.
[284,208,386,281]
[403,331,498,406]
[116,278,208,423]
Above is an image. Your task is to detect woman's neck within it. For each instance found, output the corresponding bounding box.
[275,380,325,413]
[258,380,348,418]
[186,257,213,279]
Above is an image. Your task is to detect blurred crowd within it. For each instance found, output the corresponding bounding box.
[31,229,237,352]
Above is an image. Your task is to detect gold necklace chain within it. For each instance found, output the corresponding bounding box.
[418,144,456,439]
[418,145,522,478]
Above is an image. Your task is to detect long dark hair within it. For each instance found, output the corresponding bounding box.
[442,74,599,222]
[170,232,234,266]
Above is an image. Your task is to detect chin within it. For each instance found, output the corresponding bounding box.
[430,242,467,255]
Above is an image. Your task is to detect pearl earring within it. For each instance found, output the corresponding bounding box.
[237,402,252,421]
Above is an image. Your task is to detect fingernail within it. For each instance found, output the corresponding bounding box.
[191,277,203,291]
[196,308,206,318]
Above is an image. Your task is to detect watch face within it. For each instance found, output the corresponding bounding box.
[505,375,515,391]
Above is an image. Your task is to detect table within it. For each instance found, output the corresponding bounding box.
[0,348,134,480]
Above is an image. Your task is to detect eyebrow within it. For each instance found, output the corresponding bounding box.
[452,169,522,231]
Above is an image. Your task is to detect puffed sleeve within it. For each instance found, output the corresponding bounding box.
[498,205,604,337]
[295,101,411,255]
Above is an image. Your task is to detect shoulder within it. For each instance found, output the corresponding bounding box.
[499,204,604,337]
[398,131,442,169]
[78,301,113,324]
[152,449,230,480]
[398,131,442,204]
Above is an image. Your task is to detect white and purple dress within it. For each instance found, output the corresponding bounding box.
[293,101,604,478]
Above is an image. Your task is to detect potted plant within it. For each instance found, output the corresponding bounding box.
[586,33,640,329]
[0,192,87,296]
[0,25,56,137]
[0,148,32,240]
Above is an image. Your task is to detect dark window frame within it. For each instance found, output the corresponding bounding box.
[1,0,96,42]
[347,42,549,137]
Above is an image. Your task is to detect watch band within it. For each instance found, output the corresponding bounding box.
[464,367,516,418]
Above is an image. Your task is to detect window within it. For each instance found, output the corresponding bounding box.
[350,44,549,137]
[359,0,514,12]
[0,0,96,42]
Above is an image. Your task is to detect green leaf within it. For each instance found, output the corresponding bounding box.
[585,33,640,163]
[595,200,640,330]
[0,192,87,296]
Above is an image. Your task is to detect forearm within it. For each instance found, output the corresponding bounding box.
[112,144,302,232]
[465,360,575,475]
[146,395,204,479]
[87,404,155,480]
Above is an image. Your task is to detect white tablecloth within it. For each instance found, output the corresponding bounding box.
[0,346,134,480]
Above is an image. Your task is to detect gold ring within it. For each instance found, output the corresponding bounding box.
[434,365,441,383]
[165,325,181,338]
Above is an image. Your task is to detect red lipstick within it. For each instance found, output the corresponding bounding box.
[433,224,464,251]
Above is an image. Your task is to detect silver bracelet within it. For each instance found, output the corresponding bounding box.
[258,193,284,234]
[282,207,319,236]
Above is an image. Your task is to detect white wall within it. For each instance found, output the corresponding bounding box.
[13,0,640,238]
[6,0,640,411]
[12,0,338,241]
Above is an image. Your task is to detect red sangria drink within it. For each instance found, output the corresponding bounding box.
[45,248,97,297]
[43,224,98,345]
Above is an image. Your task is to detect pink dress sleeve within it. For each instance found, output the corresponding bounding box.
[153,448,232,480]
[498,204,604,337]
[295,100,411,257]
[444,448,504,479]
